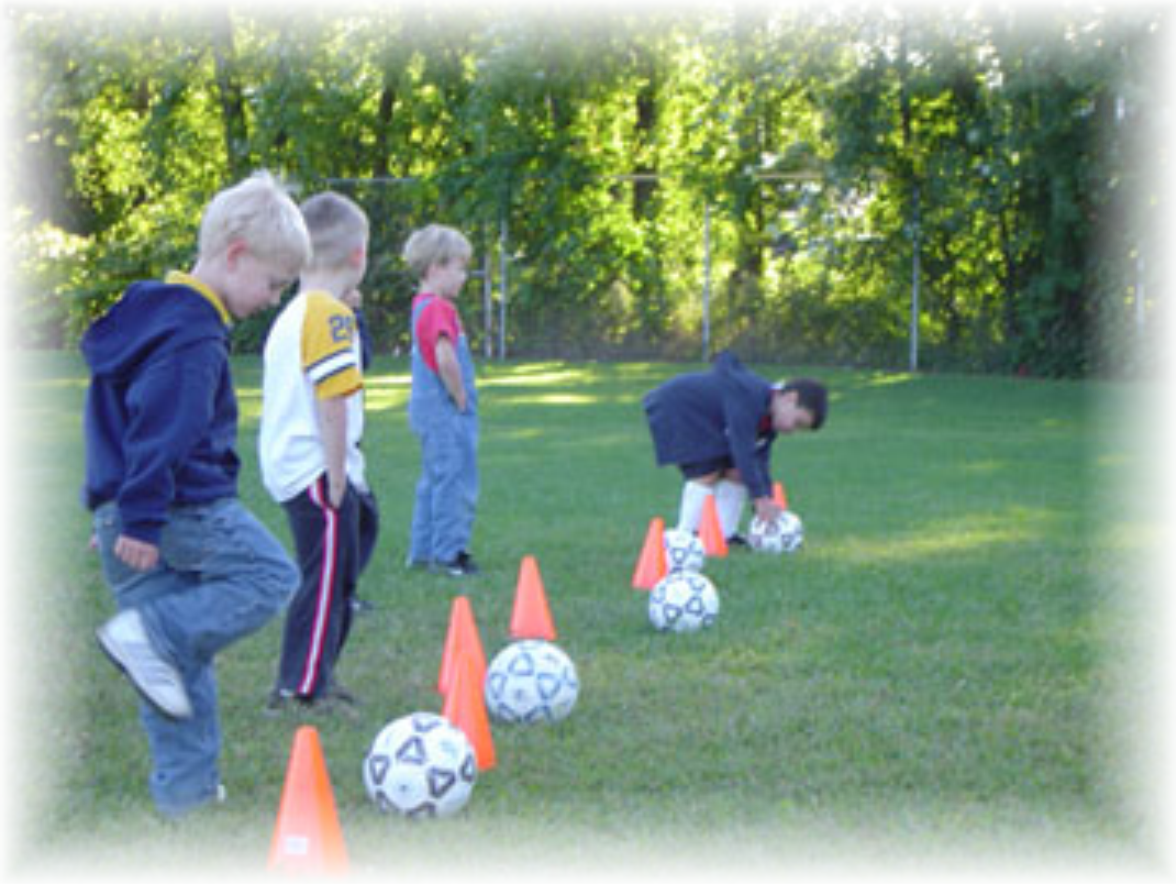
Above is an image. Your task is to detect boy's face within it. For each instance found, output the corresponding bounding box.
[770,390,815,435]
[222,244,298,318]
[429,256,469,300]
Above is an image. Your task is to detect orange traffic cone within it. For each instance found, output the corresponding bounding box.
[438,595,487,698]
[773,480,789,510]
[510,555,557,640]
[442,649,497,771]
[267,726,348,874]
[631,517,667,591]
[698,493,728,557]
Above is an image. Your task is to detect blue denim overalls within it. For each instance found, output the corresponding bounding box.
[407,295,479,565]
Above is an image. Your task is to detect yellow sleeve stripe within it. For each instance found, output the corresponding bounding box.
[307,350,355,385]
[317,370,362,400]
[301,291,362,399]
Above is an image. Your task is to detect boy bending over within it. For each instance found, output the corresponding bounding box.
[643,350,827,542]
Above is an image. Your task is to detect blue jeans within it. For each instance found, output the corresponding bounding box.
[93,498,298,816]
[409,410,479,564]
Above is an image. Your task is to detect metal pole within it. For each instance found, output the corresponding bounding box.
[482,231,493,360]
[498,211,508,361]
[1136,250,1146,338]
[702,202,712,362]
[909,186,921,373]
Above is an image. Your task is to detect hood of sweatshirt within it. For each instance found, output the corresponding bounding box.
[82,277,230,379]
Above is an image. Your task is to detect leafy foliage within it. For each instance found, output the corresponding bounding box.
[11,5,1165,375]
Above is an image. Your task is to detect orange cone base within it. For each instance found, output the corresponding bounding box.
[443,652,497,771]
[698,494,728,557]
[267,726,349,874]
[632,517,667,590]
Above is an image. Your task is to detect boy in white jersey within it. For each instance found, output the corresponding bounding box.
[259,191,379,711]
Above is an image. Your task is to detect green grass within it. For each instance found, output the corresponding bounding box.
[10,354,1156,875]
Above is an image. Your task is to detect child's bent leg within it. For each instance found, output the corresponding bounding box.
[143,499,298,667]
[91,500,286,816]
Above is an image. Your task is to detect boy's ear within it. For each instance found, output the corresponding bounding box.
[350,244,367,268]
[223,239,249,269]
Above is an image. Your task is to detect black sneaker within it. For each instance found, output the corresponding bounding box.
[323,683,362,707]
[441,551,480,577]
[264,686,360,718]
[726,533,750,548]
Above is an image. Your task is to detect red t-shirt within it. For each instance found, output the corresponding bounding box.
[412,293,463,374]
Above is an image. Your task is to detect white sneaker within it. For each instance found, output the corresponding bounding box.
[96,609,193,720]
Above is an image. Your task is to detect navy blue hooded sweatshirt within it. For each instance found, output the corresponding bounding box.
[642,350,776,500]
[82,275,240,546]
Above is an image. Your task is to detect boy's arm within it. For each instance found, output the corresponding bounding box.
[434,335,467,412]
[750,443,782,522]
[300,292,362,509]
[115,346,221,570]
[316,395,349,508]
[723,402,771,499]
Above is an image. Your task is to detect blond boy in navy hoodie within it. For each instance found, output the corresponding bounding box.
[83,171,309,817]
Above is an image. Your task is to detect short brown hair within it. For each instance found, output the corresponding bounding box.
[402,224,472,277]
[300,192,369,271]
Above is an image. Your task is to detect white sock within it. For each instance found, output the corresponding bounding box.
[677,481,712,534]
[715,480,748,538]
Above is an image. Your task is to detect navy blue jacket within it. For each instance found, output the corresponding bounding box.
[82,278,240,545]
[643,351,776,499]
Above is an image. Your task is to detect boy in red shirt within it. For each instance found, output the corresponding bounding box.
[403,225,480,576]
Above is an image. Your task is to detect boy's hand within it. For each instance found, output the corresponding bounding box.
[753,497,784,524]
[434,336,467,412]
[114,535,160,572]
[328,473,348,509]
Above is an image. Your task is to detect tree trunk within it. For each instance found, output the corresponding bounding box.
[209,9,249,181]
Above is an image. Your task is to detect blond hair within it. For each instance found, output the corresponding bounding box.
[402,224,473,278]
[198,170,311,273]
[300,191,369,271]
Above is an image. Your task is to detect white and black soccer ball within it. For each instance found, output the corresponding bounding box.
[484,639,580,724]
[748,511,804,554]
[363,712,477,819]
[648,571,719,633]
[663,527,706,573]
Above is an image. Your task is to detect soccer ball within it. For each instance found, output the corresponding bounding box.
[663,527,705,572]
[748,510,804,554]
[484,639,580,724]
[363,712,477,818]
[648,571,719,633]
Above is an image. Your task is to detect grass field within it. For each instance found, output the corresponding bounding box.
[9,353,1159,877]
